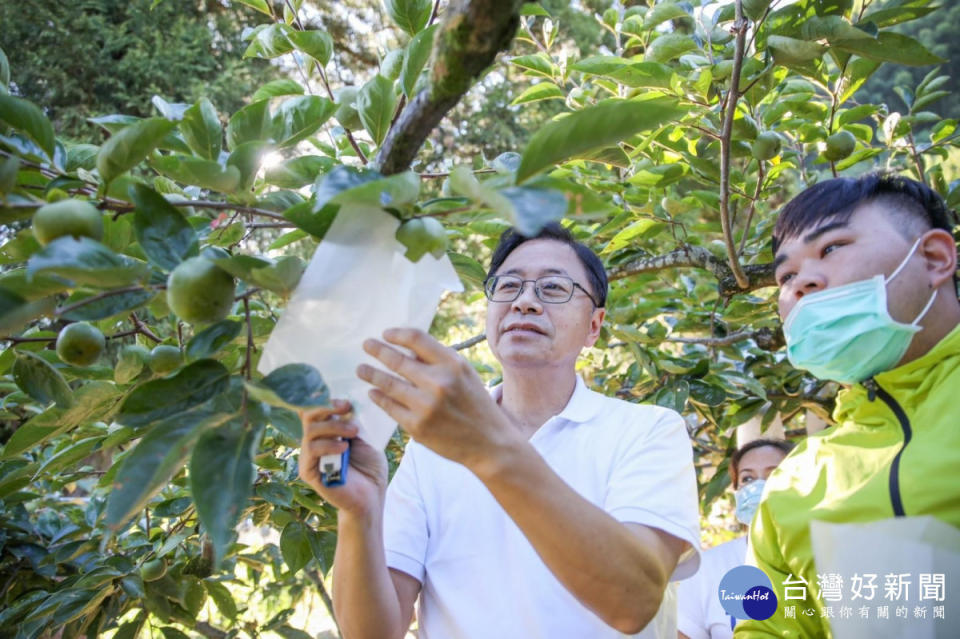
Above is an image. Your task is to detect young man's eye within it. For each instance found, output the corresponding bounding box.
[777,272,794,285]
[822,242,845,256]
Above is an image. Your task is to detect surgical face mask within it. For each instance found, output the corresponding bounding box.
[783,237,937,384]
[735,479,766,526]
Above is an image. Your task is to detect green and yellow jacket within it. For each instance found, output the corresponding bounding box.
[735,324,960,638]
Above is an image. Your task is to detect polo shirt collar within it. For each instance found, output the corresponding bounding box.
[490,375,603,425]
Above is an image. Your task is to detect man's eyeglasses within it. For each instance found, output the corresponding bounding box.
[483,275,599,306]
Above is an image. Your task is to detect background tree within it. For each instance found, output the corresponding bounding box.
[0,0,958,637]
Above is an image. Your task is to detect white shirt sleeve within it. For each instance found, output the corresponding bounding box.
[602,406,701,581]
[383,441,428,583]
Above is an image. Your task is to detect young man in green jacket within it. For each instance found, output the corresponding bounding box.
[735,174,960,637]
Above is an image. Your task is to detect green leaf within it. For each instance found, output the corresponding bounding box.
[243,23,295,59]
[13,352,73,408]
[384,0,432,36]
[150,155,241,193]
[831,32,944,66]
[800,15,873,42]
[104,403,236,530]
[0,94,56,160]
[356,75,396,146]
[313,165,419,210]
[186,320,243,361]
[644,33,697,63]
[227,141,271,193]
[203,581,237,620]
[26,237,149,288]
[114,346,146,385]
[860,5,937,28]
[61,289,156,321]
[288,30,334,66]
[179,98,222,161]
[602,219,663,253]
[226,100,272,151]
[510,54,554,79]
[284,200,338,239]
[272,96,336,148]
[269,229,308,250]
[252,79,305,102]
[517,98,685,182]
[130,184,199,271]
[96,118,176,186]
[280,521,313,573]
[191,418,262,565]
[496,187,567,237]
[0,47,9,92]
[511,83,565,106]
[237,0,271,14]
[245,363,329,411]
[766,35,828,65]
[0,289,56,335]
[520,3,550,17]
[645,3,688,29]
[115,359,231,428]
[401,25,437,98]
[269,406,303,441]
[2,381,122,458]
[264,155,334,189]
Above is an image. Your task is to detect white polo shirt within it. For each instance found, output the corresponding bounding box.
[676,536,746,639]
[383,376,701,638]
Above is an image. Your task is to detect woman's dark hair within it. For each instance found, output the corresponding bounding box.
[486,223,608,308]
[729,438,794,489]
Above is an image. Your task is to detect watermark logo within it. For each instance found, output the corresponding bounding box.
[719,565,778,621]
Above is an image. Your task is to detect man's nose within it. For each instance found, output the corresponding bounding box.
[511,281,543,313]
[792,264,827,301]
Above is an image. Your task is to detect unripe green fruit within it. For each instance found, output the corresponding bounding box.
[32,199,104,246]
[732,114,759,141]
[752,131,782,161]
[396,217,447,262]
[140,559,167,582]
[333,87,362,131]
[56,322,106,367]
[149,345,183,374]
[824,130,856,161]
[166,257,236,325]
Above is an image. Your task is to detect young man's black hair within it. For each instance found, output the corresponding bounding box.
[486,223,609,308]
[771,173,955,255]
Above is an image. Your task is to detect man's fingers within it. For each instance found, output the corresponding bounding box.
[299,399,351,424]
[305,437,350,459]
[362,338,431,385]
[382,328,453,365]
[301,415,359,440]
[368,388,415,427]
[356,362,426,409]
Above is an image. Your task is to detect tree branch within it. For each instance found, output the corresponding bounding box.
[452,333,486,350]
[665,326,784,351]
[306,569,342,638]
[375,0,526,174]
[607,245,776,297]
[718,0,750,289]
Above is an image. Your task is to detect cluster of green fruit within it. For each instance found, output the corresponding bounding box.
[55,321,183,372]
[32,199,239,369]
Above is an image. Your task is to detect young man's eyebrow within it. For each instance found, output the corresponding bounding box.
[500,267,568,277]
[773,220,850,271]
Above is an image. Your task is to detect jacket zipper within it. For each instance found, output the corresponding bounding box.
[864,378,911,517]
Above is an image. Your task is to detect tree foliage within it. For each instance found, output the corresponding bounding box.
[1,0,958,636]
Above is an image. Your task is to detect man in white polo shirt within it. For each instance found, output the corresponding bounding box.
[299,223,701,638]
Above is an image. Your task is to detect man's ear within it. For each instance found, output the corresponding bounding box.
[584,307,605,348]
[921,229,958,290]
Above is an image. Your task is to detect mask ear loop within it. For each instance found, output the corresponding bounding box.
[885,236,924,284]
[911,289,938,328]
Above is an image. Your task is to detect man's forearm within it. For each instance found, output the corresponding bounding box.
[332,510,406,639]
[473,443,681,634]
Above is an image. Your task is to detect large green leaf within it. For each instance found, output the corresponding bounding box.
[226,100,272,151]
[13,351,73,409]
[178,98,222,160]
[280,521,313,573]
[283,200,338,239]
[190,418,262,565]
[115,359,231,428]
[401,25,437,98]
[831,31,945,66]
[511,83,565,106]
[252,79,305,102]
[203,581,237,620]
[384,0,432,36]
[2,381,122,458]
[244,363,329,411]
[288,30,334,66]
[96,118,176,186]
[227,141,270,192]
[312,165,419,210]
[243,23,295,59]
[0,94,56,159]
[186,320,243,361]
[130,184,199,271]
[644,33,697,63]
[271,96,336,148]
[150,155,241,193]
[516,98,685,182]
[60,289,155,321]
[26,237,149,288]
[356,75,396,146]
[104,404,236,530]
[264,155,334,189]
[497,187,568,237]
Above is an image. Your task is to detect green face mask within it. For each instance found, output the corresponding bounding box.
[783,237,937,384]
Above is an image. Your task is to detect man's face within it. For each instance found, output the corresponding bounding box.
[485,239,605,371]
[774,202,932,323]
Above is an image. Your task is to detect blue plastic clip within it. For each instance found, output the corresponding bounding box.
[320,442,350,487]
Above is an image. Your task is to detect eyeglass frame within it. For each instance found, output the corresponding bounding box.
[482,274,601,307]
